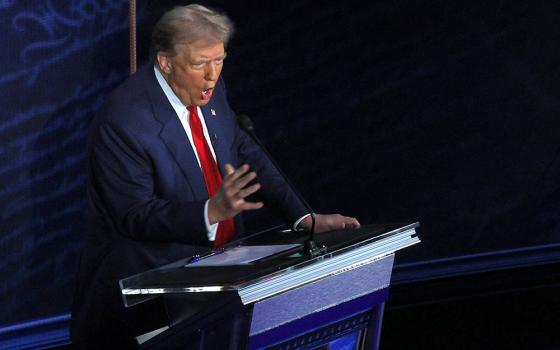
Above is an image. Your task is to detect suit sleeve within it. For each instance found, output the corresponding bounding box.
[88,110,209,245]
[213,81,309,225]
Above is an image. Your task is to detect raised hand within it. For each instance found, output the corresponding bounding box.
[207,164,264,224]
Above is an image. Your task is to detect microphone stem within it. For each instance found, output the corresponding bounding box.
[246,130,315,226]
[239,119,325,257]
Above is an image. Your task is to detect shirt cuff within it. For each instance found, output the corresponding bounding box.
[204,200,219,241]
[293,213,312,231]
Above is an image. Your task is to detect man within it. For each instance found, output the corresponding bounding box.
[71,4,359,348]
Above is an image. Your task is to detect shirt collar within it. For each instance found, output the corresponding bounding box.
[154,65,189,118]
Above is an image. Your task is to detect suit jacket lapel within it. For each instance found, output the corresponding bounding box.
[143,65,208,200]
[201,103,233,176]
[159,119,208,200]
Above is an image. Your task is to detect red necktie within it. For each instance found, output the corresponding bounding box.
[188,106,235,247]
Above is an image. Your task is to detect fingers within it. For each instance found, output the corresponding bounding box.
[327,214,360,230]
[342,217,360,229]
[314,214,361,233]
[223,163,249,182]
[237,183,261,199]
[222,164,260,196]
[224,163,235,175]
[223,164,257,189]
[234,170,257,191]
[240,200,264,211]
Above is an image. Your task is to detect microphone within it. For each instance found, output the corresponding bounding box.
[237,114,327,258]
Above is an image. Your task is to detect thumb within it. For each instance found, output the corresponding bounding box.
[224,163,235,175]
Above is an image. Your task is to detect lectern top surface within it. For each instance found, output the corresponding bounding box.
[120,223,419,293]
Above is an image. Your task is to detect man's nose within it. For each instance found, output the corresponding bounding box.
[205,62,218,81]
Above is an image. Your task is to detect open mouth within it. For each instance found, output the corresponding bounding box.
[201,87,214,100]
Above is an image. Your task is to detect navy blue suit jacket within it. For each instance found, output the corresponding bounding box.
[71,65,307,347]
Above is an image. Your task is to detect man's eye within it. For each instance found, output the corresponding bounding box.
[191,63,205,69]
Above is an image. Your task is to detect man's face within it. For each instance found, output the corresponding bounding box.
[157,40,226,107]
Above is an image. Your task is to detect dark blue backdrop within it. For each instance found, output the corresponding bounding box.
[0,0,132,328]
[1,0,559,340]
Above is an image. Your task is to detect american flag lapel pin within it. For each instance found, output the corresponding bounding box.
[211,109,216,116]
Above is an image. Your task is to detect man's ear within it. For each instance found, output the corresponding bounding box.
[156,53,172,74]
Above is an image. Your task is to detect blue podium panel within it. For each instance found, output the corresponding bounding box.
[249,294,386,350]
[248,255,394,350]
